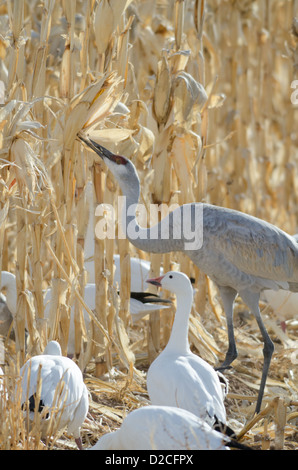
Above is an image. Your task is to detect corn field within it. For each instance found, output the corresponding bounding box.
[0,0,298,450]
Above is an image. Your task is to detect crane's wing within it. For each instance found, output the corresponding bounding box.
[199,204,298,289]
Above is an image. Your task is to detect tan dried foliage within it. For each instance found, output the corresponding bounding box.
[0,0,297,450]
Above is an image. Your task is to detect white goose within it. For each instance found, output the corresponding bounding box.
[0,294,14,339]
[146,271,233,436]
[85,253,153,293]
[19,341,88,449]
[0,271,171,356]
[260,234,298,331]
[89,405,250,451]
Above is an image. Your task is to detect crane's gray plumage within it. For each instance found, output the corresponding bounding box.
[79,135,298,414]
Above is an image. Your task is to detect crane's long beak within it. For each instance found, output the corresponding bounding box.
[146,275,165,287]
[78,134,114,161]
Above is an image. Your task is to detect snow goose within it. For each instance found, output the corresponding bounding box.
[0,294,14,339]
[89,405,250,450]
[0,271,170,356]
[19,341,88,449]
[85,254,153,293]
[146,271,233,436]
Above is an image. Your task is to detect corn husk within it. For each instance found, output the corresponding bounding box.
[1,0,298,451]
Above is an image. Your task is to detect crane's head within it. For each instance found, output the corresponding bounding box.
[78,135,140,196]
[146,271,192,296]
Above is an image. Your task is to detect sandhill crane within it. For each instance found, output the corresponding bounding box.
[79,135,298,414]
[18,341,88,449]
[89,405,250,450]
[146,271,233,437]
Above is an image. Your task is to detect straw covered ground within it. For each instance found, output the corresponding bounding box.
[0,0,298,450]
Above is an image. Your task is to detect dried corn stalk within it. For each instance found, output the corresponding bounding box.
[0,0,298,450]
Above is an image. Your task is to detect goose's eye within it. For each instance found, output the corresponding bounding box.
[169,275,173,279]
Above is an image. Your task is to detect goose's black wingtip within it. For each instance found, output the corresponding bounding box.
[22,394,49,418]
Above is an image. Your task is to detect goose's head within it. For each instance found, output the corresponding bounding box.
[43,340,62,356]
[146,271,192,296]
[79,135,140,197]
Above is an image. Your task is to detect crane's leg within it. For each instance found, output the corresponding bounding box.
[215,286,238,371]
[239,290,274,415]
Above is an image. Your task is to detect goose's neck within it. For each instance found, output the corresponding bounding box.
[165,289,193,354]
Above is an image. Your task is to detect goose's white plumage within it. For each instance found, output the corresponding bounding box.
[0,294,13,339]
[0,272,16,320]
[19,341,88,448]
[0,271,170,355]
[262,289,298,323]
[85,254,153,293]
[146,272,228,432]
[260,234,298,328]
[90,405,232,450]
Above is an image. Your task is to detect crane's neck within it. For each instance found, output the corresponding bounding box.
[0,272,17,315]
[119,182,186,253]
[164,289,193,354]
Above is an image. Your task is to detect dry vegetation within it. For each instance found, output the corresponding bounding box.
[0,0,298,450]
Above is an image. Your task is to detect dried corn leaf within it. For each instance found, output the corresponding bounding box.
[94,0,117,55]
[0,201,9,226]
[64,74,115,147]
[94,0,133,54]
[170,134,195,203]
[60,43,71,99]
[153,55,172,126]
[174,0,184,50]
[7,0,23,42]
[172,72,207,122]
[91,403,125,423]
[87,128,134,144]
[10,138,38,198]
[151,147,172,204]
[83,76,123,130]
[114,314,135,367]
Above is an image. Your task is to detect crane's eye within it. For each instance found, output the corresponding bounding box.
[111,155,128,165]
